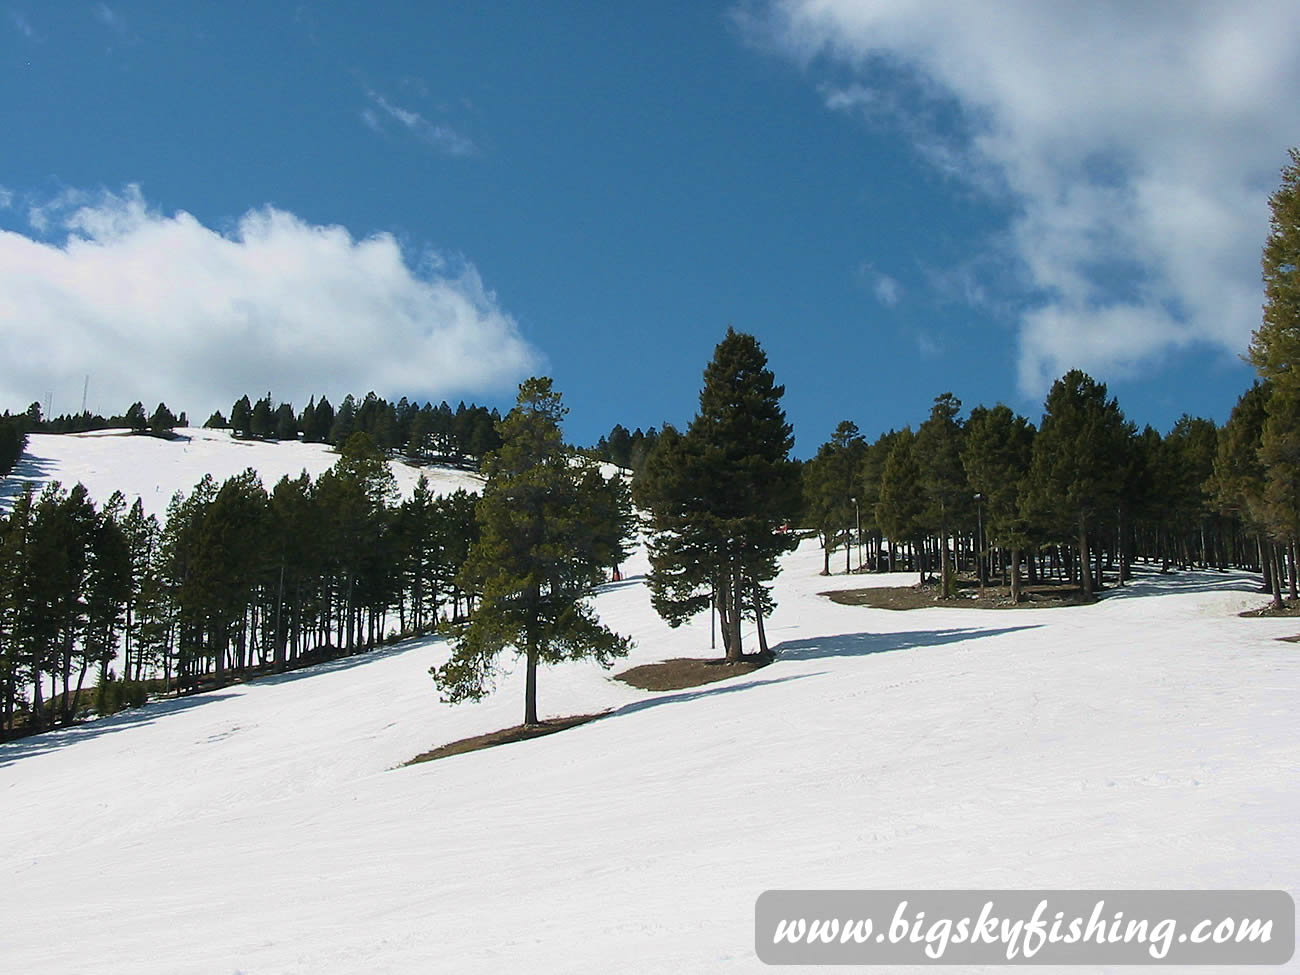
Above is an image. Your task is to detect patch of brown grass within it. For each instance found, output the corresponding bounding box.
[615,655,770,692]
[823,578,1093,611]
[1239,598,1300,618]
[404,712,607,766]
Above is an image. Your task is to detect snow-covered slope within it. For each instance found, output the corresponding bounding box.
[2,427,482,516]
[1,529,1297,973]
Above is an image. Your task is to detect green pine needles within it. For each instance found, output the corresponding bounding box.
[431,378,635,726]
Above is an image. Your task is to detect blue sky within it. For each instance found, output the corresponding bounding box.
[2,2,1298,455]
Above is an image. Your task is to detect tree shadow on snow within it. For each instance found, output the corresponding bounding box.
[249,637,437,688]
[595,574,647,595]
[610,672,825,718]
[0,692,240,768]
[1097,566,1263,601]
[0,451,59,510]
[772,624,1042,662]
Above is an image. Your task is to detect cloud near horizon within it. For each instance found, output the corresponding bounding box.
[744,0,1300,395]
[0,186,541,420]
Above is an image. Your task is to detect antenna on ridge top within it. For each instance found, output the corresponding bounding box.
[82,375,89,415]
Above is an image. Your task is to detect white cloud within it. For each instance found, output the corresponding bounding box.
[859,262,903,306]
[93,3,122,31]
[745,0,1300,394]
[873,272,902,307]
[362,89,476,157]
[915,331,941,359]
[0,186,542,419]
[9,9,33,38]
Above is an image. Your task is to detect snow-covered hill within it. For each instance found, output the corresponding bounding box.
[0,434,1297,973]
[2,427,483,517]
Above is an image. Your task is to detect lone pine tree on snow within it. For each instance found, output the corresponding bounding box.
[430,377,634,727]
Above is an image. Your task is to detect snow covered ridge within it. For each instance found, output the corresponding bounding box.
[0,537,1296,973]
[3,427,484,517]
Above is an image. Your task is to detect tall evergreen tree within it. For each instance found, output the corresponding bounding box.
[804,420,866,575]
[229,396,252,436]
[1249,147,1300,387]
[329,395,357,445]
[273,402,297,441]
[1025,370,1128,600]
[636,329,799,660]
[875,428,927,582]
[963,405,1036,600]
[915,393,967,596]
[432,378,633,726]
[0,417,27,474]
[149,402,178,433]
[250,395,274,439]
[124,401,148,433]
[1210,382,1272,572]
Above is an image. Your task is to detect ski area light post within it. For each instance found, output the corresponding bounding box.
[974,492,985,594]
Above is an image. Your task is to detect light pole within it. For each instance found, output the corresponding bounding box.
[973,493,985,594]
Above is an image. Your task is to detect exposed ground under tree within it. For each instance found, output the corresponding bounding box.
[824,576,1095,610]
[615,655,770,691]
[404,712,607,766]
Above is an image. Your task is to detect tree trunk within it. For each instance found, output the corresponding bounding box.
[524,640,539,726]
[1010,546,1023,603]
[1079,515,1094,601]
[1117,517,1128,586]
[1270,541,1284,611]
[723,567,743,661]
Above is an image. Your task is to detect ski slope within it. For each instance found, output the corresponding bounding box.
[1,427,483,517]
[1,434,1298,973]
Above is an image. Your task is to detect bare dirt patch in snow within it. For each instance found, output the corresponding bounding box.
[404,712,608,765]
[824,577,1093,610]
[1239,598,1300,618]
[615,655,770,691]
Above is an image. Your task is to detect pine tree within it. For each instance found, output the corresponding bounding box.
[304,396,335,443]
[1260,385,1300,600]
[273,403,297,441]
[636,329,799,660]
[329,395,356,445]
[432,378,634,725]
[804,421,866,575]
[250,395,274,439]
[149,402,178,433]
[0,417,27,475]
[229,395,252,436]
[1249,147,1300,387]
[124,401,148,433]
[315,433,397,650]
[876,428,927,582]
[963,405,1036,600]
[915,393,968,596]
[1025,370,1128,600]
